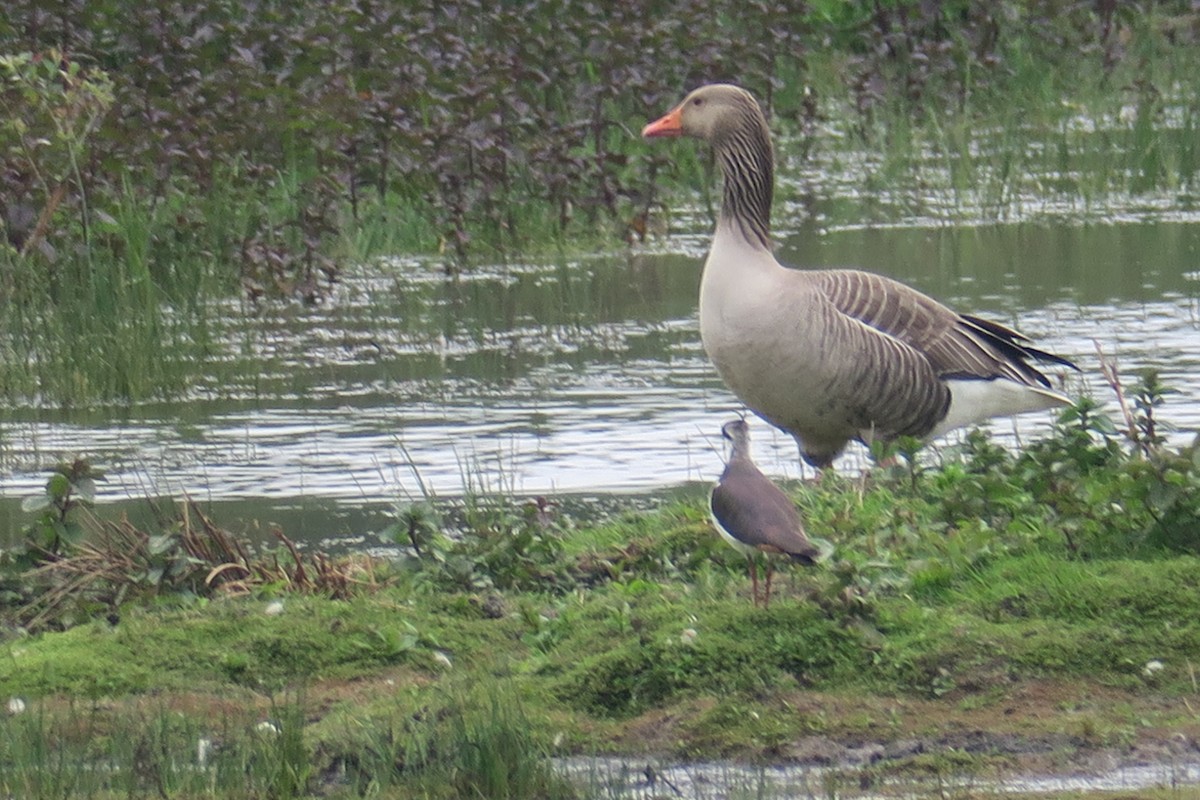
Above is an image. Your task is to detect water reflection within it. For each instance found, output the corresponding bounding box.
[1,219,1198,537]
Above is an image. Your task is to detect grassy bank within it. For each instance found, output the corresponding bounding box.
[2,378,1199,797]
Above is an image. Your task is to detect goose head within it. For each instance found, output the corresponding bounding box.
[642,84,767,146]
[644,84,775,249]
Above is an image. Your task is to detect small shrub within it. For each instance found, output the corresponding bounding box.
[18,458,102,557]
[397,495,575,593]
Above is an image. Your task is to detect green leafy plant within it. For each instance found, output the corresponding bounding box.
[399,495,574,594]
[1129,368,1176,454]
[19,458,102,556]
[386,501,442,558]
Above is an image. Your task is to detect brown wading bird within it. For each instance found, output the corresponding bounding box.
[710,418,819,607]
[643,84,1078,470]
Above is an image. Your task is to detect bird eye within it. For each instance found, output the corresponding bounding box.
[692,98,704,107]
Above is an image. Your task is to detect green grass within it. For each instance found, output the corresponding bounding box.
[4,538,1200,795]
[0,591,525,698]
[0,696,319,799]
[0,173,240,404]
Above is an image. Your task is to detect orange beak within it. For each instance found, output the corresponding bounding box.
[642,105,683,138]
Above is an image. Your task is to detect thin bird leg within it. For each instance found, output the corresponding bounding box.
[763,561,775,609]
[748,557,760,607]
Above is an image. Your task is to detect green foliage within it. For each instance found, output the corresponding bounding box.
[17,458,102,556]
[385,501,441,558]
[1128,368,1177,454]
[556,601,866,718]
[395,495,575,593]
[0,50,113,259]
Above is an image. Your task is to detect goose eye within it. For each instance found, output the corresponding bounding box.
[692,98,704,107]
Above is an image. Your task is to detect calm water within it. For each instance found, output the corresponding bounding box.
[558,754,1200,798]
[2,142,1199,543]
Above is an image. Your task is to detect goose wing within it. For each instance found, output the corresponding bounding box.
[813,269,1076,389]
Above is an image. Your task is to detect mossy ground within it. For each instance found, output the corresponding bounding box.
[4,427,1200,798]
[3,385,1197,796]
[3,584,1198,799]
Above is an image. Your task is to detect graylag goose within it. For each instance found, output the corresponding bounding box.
[711,418,819,607]
[643,84,1078,469]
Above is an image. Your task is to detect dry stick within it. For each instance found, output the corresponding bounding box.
[18,182,68,258]
[22,517,137,629]
[273,527,309,589]
[181,497,192,545]
[1093,339,1140,451]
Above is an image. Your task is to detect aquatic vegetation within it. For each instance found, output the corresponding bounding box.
[2,2,1199,405]
[390,493,576,594]
[16,458,101,557]
[3,0,1198,277]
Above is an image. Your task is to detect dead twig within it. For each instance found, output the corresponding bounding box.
[18,182,68,258]
[13,499,384,632]
[1093,339,1142,453]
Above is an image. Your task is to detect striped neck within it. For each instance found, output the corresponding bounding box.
[715,113,774,251]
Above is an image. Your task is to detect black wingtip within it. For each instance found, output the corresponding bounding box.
[958,313,1080,381]
[789,541,823,565]
[1019,344,1080,372]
